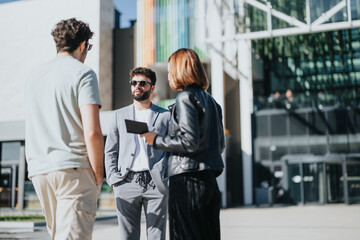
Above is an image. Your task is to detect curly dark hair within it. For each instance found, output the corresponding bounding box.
[51,18,93,53]
[129,67,157,85]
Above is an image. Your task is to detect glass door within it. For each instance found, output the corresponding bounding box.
[288,164,302,204]
[303,163,324,203]
[326,163,344,203]
[0,166,17,208]
[346,160,360,204]
[0,141,21,208]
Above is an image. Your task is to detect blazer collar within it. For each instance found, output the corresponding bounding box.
[149,104,160,127]
[131,103,160,127]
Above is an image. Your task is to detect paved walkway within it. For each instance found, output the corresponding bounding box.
[218,205,360,240]
[0,204,359,239]
[93,204,360,240]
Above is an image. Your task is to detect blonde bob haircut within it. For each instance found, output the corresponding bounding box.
[168,48,209,91]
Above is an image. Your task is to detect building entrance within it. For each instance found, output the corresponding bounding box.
[0,164,18,208]
[283,154,360,205]
[0,141,25,209]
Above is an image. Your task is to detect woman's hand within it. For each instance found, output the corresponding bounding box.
[141,131,158,145]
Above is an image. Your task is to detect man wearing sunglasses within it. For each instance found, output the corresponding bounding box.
[25,18,103,239]
[105,67,170,240]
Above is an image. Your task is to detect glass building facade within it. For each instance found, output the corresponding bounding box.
[248,0,360,204]
[136,0,207,66]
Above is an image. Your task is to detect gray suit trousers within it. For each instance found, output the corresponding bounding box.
[113,171,167,240]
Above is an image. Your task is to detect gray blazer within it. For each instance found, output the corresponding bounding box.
[104,104,170,195]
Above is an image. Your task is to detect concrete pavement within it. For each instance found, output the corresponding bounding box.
[218,205,360,240]
[93,204,360,240]
[0,204,359,239]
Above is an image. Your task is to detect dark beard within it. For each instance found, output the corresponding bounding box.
[132,89,151,101]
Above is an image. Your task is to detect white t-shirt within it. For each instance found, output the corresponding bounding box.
[130,108,151,171]
[25,56,101,177]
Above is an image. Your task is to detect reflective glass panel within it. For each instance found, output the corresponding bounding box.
[288,164,301,203]
[326,163,344,203]
[1,142,20,161]
[347,160,360,203]
[303,163,325,203]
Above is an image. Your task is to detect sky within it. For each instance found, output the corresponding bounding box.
[0,0,20,3]
[113,0,137,28]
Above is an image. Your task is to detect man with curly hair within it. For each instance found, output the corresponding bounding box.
[25,18,103,240]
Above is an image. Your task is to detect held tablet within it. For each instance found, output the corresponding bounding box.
[125,119,149,134]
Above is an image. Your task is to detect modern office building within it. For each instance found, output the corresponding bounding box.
[249,0,360,205]
[135,0,360,206]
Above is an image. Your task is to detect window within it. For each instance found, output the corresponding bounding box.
[1,142,21,161]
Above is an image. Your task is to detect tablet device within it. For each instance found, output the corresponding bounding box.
[125,119,149,134]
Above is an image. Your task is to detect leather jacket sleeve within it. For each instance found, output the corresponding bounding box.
[154,92,201,154]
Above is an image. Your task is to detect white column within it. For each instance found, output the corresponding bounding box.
[17,144,25,210]
[208,0,227,208]
[238,38,253,205]
[212,50,227,208]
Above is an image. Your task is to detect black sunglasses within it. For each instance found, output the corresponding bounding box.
[129,80,152,87]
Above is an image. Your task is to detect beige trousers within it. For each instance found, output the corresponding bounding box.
[31,168,101,240]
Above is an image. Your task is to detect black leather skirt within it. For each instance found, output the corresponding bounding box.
[168,170,221,240]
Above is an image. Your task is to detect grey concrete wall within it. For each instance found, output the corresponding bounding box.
[99,0,114,111]
[113,27,135,109]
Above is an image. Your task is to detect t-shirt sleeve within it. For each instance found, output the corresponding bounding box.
[78,70,102,108]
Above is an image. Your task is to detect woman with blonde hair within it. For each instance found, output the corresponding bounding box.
[142,48,225,240]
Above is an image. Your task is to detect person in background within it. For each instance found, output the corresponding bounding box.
[142,48,225,240]
[25,18,103,240]
[105,67,170,240]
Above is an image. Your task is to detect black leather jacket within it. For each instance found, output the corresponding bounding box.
[154,85,225,178]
